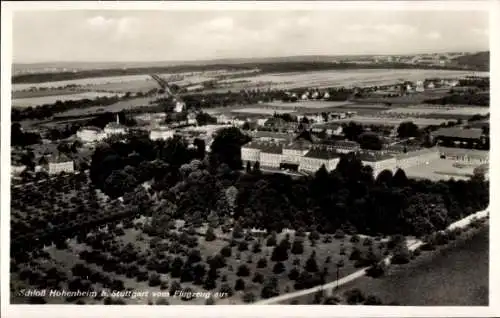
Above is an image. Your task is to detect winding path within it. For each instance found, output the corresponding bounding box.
[255,208,488,305]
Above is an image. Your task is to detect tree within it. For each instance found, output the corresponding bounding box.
[305,252,319,272]
[257,258,268,268]
[271,244,289,262]
[220,245,232,258]
[252,272,265,284]
[358,132,383,150]
[236,264,250,277]
[235,278,246,291]
[291,240,304,255]
[246,161,252,173]
[344,288,365,305]
[397,121,420,139]
[205,226,216,241]
[266,231,278,246]
[273,262,286,274]
[393,168,408,187]
[242,291,256,303]
[210,127,251,170]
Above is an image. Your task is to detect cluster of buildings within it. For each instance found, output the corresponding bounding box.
[241,138,445,177]
[76,115,127,143]
[11,152,75,177]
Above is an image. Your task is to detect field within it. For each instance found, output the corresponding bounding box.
[227,69,485,90]
[383,106,490,117]
[231,108,297,115]
[263,101,353,109]
[404,159,477,181]
[52,97,157,118]
[12,92,124,108]
[355,88,452,105]
[327,115,454,127]
[10,174,389,305]
[330,226,489,306]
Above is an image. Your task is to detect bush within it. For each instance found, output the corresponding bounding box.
[238,241,249,252]
[363,238,373,246]
[291,240,304,255]
[365,262,386,278]
[387,235,405,250]
[344,288,365,305]
[323,235,333,243]
[288,267,300,280]
[350,234,360,243]
[309,230,320,241]
[237,264,250,277]
[266,232,277,246]
[334,229,345,239]
[257,258,267,268]
[252,273,264,284]
[364,295,383,305]
[235,278,246,291]
[349,247,362,261]
[305,253,318,273]
[252,242,262,253]
[148,273,161,287]
[219,283,234,298]
[273,262,286,274]
[220,245,232,258]
[391,244,411,265]
[205,227,216,241]
[242,292,256,303]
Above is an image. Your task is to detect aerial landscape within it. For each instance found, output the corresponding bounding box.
[6,6,490,308]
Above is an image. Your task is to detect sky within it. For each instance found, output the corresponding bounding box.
[12,9,490,63]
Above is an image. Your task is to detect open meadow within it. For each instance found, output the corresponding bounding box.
[12,92,124,108]
[52,97,157,118]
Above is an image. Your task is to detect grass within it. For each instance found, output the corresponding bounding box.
[330,225,489,306]
[53,97,157,117]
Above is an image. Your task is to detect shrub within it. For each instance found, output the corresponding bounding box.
[242,292,256,303]
[273,262,286,274]
[391,244,411,265]
[365,262,386,278]
[266,232,277,246]
[350,234,360,243]
[288,267,300,281]
[252,242,262,253]
[148,273,161,287]
[291,240,304,255]
[257,258,267,268]
[219,283,234,297]
[349,247,362,261]
[220,245,232,258]
[156,298,169,305]
[238,241,249,252]
[205,227,216,241]
[364,295,383,305]
[309,230,320,241]
[363,238,373,246]
[252,273,264,284]
[305,253,318,273]
[237,264,250,277]
[333,229,345,239]
[235,278,246,291]
[323,235,333,243]
[344,288,365,305]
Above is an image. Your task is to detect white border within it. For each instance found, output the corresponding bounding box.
[1,1,498,317]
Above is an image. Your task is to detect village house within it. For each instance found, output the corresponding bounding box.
[299,145,340,173]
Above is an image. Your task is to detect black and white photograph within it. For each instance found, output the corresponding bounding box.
[1,1,497,317]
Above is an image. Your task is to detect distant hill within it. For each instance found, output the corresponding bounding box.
[452,51,489,71]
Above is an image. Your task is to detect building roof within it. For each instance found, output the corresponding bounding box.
[304,148,340,160]
[433,127,483,140]
[105,122,127,129]
[253,131,292,140]
[283,140,312,151]
[317,140,360,149]
[49,153,73,164]
[80,126,103,132]
[243,140,284,154]
[357,151,395,162]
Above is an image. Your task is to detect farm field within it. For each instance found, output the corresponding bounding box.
[329,226,489,306]
[52,97,157,118]
[231,108,297,115]
[12,92,124,108]
[383,106,490,116]
[225,69,485,90]
[12,89,84,99]
[355,88,452,105]
[263,101,353,109]
[326,115,454,127]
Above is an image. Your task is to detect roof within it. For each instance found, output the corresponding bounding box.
[253,131,292,140]
[304,148,340,160]
[438,147,489,159]
[105,122,126,129]
[283,140,312,151]
[433,127,483,139]
[49,153,72,164]
[316,140,360,149]
[243,140,284,154]
[80,126,102,132]
[357,151,395,162]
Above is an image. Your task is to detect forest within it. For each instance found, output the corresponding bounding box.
[89,128,489,238]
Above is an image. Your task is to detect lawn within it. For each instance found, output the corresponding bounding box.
[330,225,489,306]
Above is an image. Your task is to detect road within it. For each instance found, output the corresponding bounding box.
[254,208,488,305]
